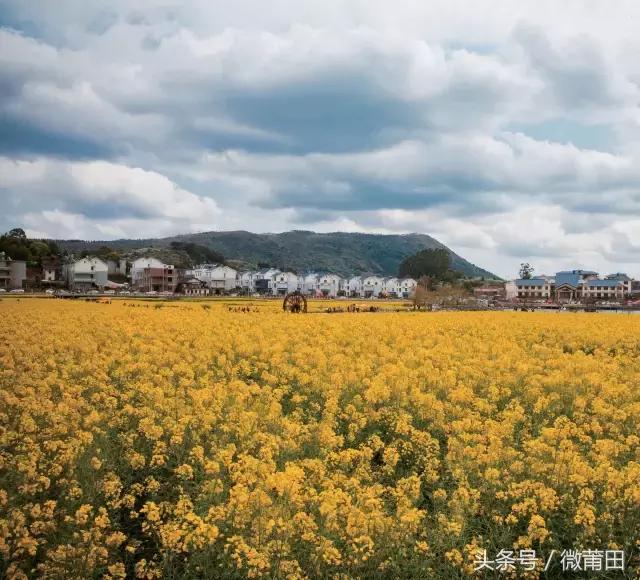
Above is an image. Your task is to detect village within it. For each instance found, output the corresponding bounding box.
[0,253,420,299]
[2,251,640,309]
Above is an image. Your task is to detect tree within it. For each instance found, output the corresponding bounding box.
[170,242,224,265]
[411,276,434,309]
[93,246,121,262]
[47,240,60,255]
[398,248,452,279]
[437,284,468,306]
[29,241,51,259]
[0,229,32,261]
[1,228,63,264]
[519,263,534,279]
[417,275,434,291]
[7,228,27,240]
[412,284,428,309]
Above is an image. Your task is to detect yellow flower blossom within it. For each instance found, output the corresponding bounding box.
[1,299,639,577]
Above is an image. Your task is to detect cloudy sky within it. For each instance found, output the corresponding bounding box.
[1,1,640,278]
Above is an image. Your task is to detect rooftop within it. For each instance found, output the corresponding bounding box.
[555,272,581,288]
[515,278,546,286]
[586,279,623,287]
[556,269,598,276]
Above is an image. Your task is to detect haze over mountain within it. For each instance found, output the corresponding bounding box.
[56,230,498,279]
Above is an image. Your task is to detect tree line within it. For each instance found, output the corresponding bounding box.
[0,228,60,263]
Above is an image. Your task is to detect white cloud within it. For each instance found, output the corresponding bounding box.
[1,1,640,277]
[0,157,219,238]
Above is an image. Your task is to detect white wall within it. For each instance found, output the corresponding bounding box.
[65,257,108,289]
[362,276,384,297]
[273,272,298,295]
[317,274,341,297]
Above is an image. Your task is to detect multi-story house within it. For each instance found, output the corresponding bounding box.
[253,268,280,294]
[63,257,108,291]
[505,280,518,300]
[238,271,257,294]
[301,273,319,295]
[513,277,554,301]
[0,252,26,290]
[317,273,342,297]
[605,273,633,296]
[180,278,210,296]
[42,256,63,285]
[398,278,417,298]
[187,264,238,294]
[583,278,628,301]
[209,265,238,294]
[272,272,299,295]
[382,277,400,297]
[509,270,636,303]
[130,257,176,292]
[362,275,385,298]
[346,276,362,297]
[553,270,598,302]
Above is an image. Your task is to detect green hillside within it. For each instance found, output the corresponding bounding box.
[56,230,499,279]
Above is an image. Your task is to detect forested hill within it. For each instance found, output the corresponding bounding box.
[56,230,499,278]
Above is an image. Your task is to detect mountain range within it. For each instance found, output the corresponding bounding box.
[57,230,499,279]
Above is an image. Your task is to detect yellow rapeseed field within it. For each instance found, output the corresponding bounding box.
[1,299,639,578]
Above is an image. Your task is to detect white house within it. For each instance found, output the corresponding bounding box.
[41,257,62,284]
[512,277,554,301]
[583,278,628,301]
[317,274,342,297]
[382,277,400,297]
[346,276,363,297]
[186,264,237,293]
[398,278,417,298]
[362,275,385,298]
[42,264,57,282]
[0,252,26,290]
[302,273,319,295]
[238,271,257,294]
[382,277,416,298]
[210,265,238,293]
[254,268,281,294]
[63,257,108,290]
[272,272,299,295]
[181,278,210,296]
[604,273,633,296]
[504,280,518,300]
